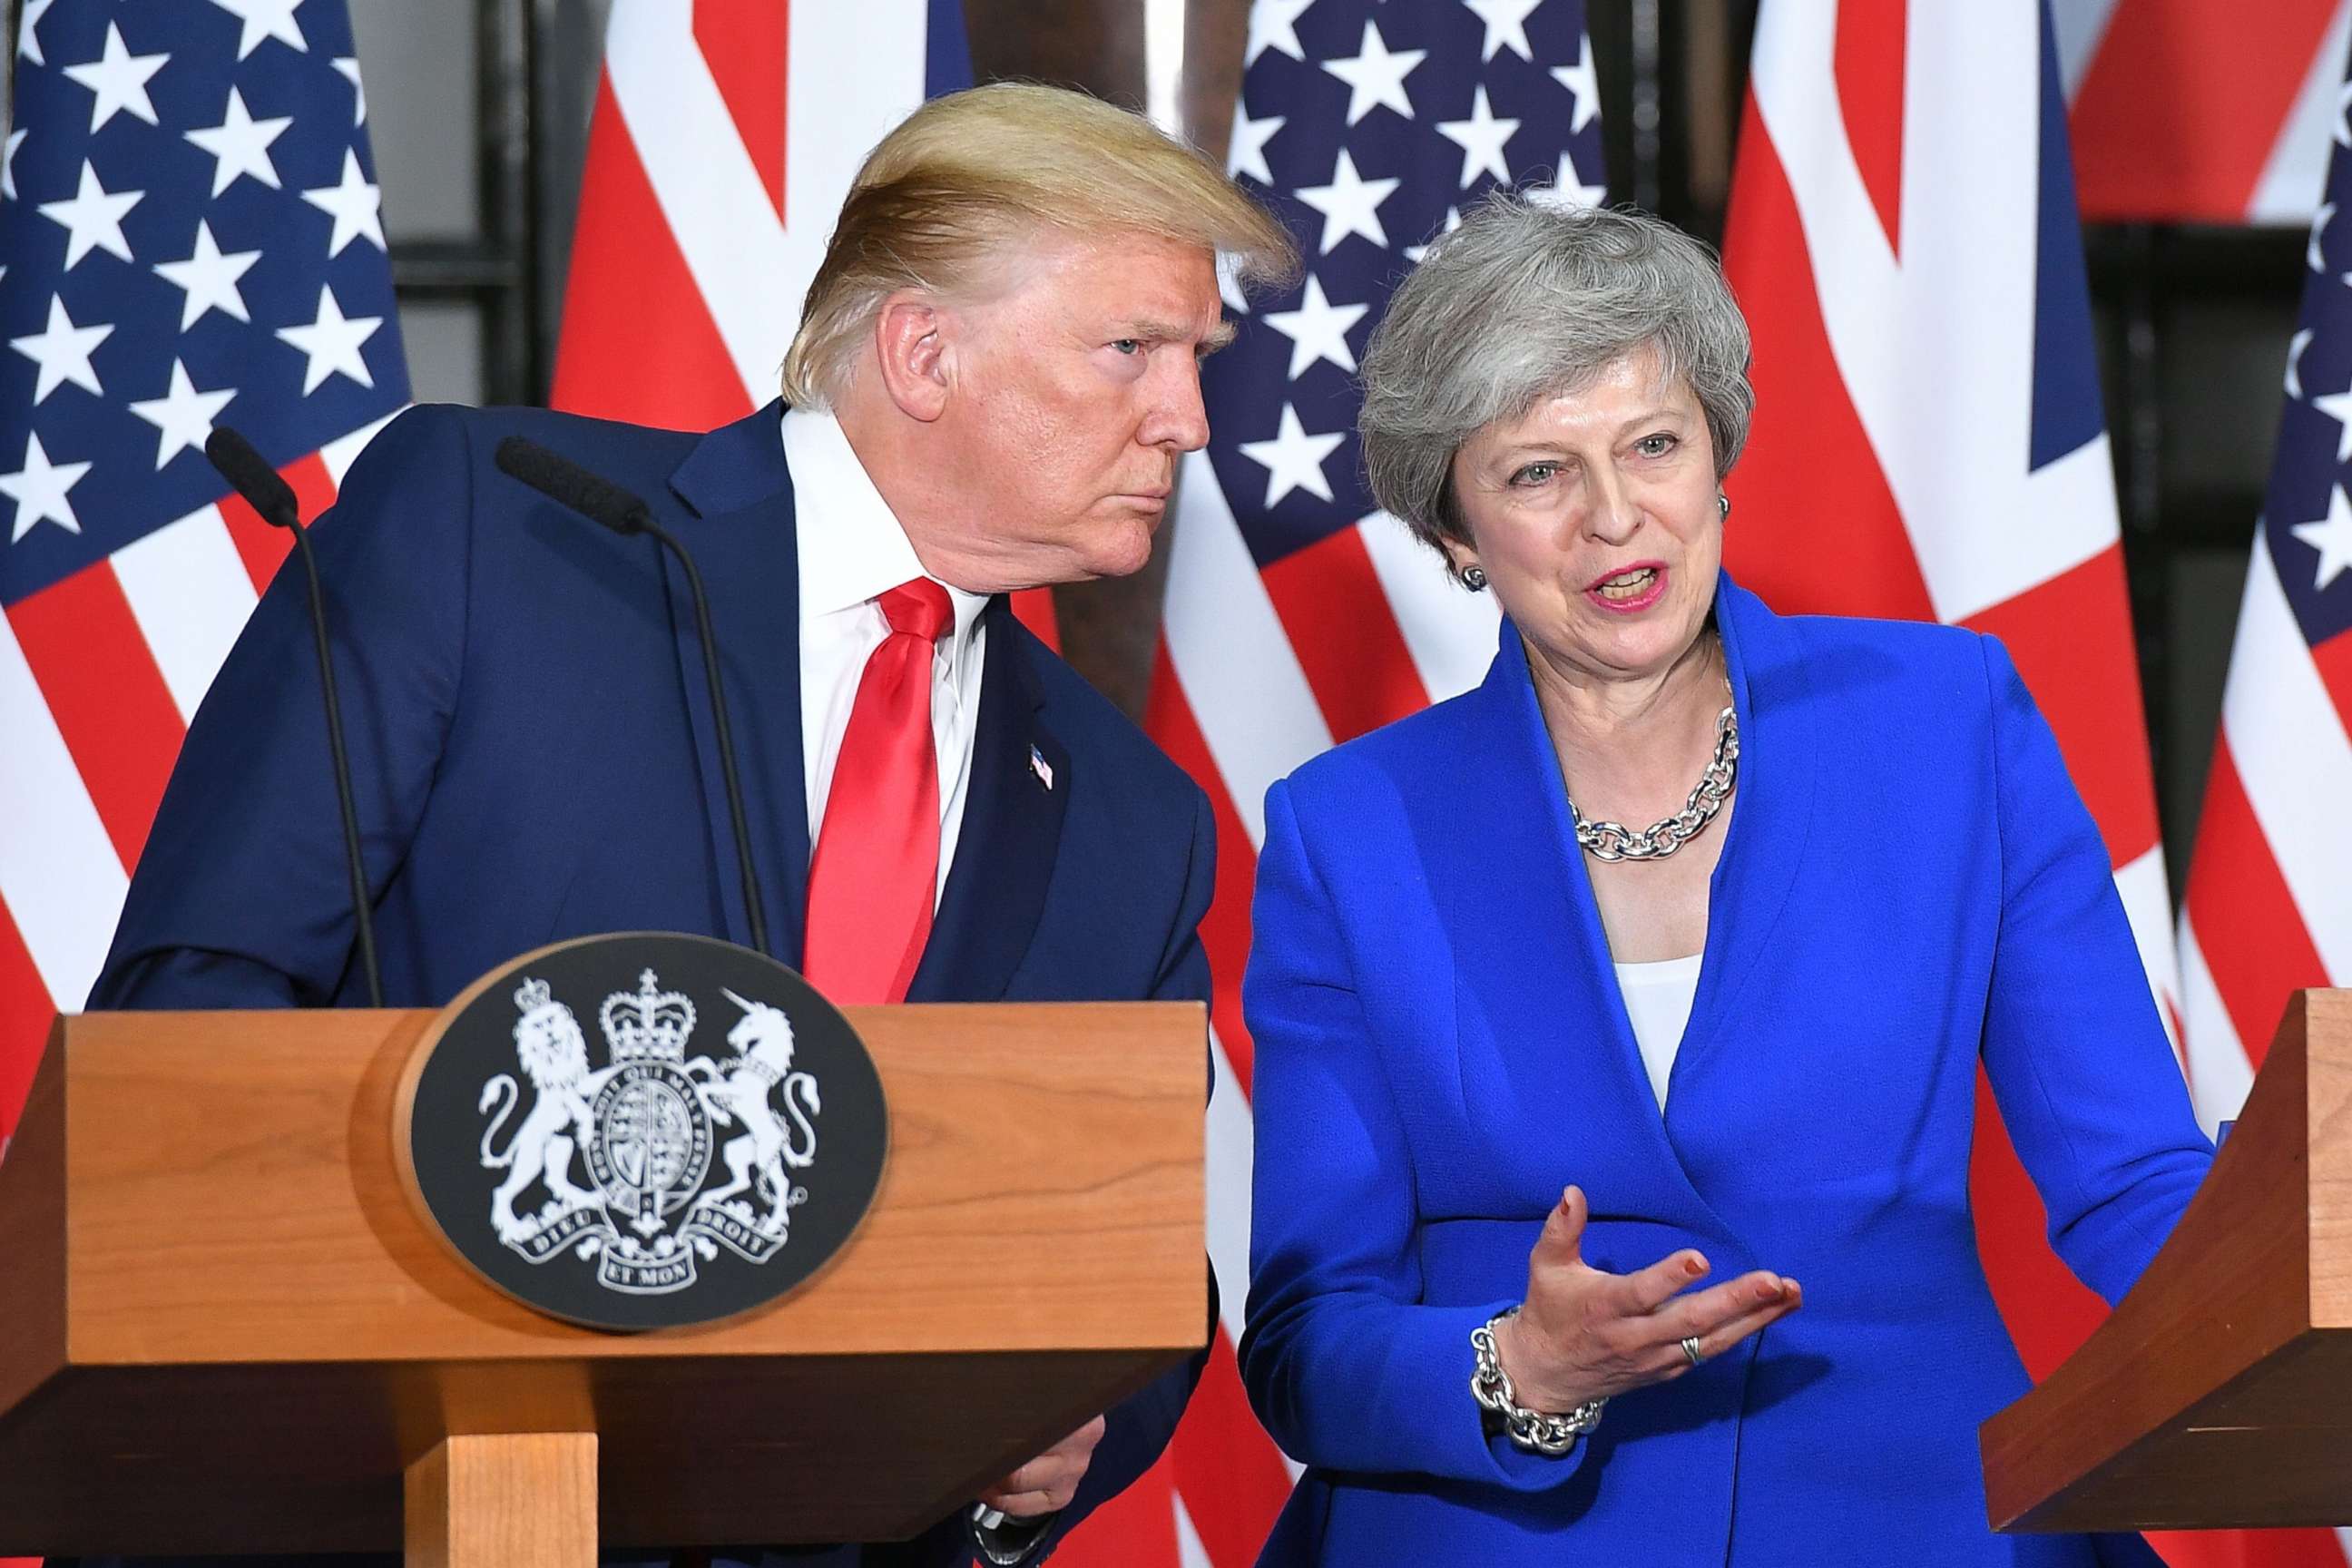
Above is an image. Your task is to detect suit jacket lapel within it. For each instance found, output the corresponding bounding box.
[1667,574,1818,1094]
[663,402,812,966]
[907,600,1069,1002]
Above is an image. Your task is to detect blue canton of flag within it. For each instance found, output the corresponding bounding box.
[1206,0,1604,570]
[2277,57,2352,652]
[0,0,407,606]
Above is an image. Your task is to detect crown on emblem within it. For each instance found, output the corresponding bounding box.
[513,975,565,1023]
[600,968,695,1063]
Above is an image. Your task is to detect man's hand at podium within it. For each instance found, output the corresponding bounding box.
[966,1415,1108,1563]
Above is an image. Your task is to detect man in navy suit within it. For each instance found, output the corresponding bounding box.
[93,82,1293,1567]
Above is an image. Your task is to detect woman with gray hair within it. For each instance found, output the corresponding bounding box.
[1238,193,2210,1564]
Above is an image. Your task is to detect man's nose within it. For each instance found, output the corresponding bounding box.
[1143,355,1210,452]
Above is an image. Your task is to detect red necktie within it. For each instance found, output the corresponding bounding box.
[801,578,953,1004]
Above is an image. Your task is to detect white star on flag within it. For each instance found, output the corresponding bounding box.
[1324,20,1427,125]
[1437,85,1521,187]
[10,301,110,411]
[153,219,261,328]
[2292,486,2352,592]
[333,56,367,125]
[2312,380,2352,461]
[2312,201,2336,272]
[1553,34,1601,133]
[1246,0,1316,66]
[1,128,24,201]
[1239,402,1348,506]
[17,0,54,66]
[2288,327,2315,397]
[62,22,169,133]
[210,0,307,60]
[185,86,293,195]
[128,358,237,470]
[300,148,387,256]
[1229,111,1285,186]
[9,294,113,403]
[1530,147,1608,211]
[275,284,383,392]
[36,161,144,270]
[1297,147,1402,253]
[1404,206,1463,266]
[0,431,93,543]
[1265,275,1369,378]
[2338,78,2352,148]
[1464,0,1543,62]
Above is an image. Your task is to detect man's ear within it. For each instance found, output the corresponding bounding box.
[871,290,952,423]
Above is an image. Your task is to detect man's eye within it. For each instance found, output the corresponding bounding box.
[1112,338,1142,356]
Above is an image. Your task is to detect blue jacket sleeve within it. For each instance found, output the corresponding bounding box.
[1975,635,2212,1304]
[90,406,474,1011]
[1239,778,1580,1491]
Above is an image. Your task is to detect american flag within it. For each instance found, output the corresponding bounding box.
[2061,0,2350,224]
[1721,4,2333,1564]
[1106,4,1603,1563]
[2175,23,2352,1564]
[546,0,1057,642]
[0,0,404,1153]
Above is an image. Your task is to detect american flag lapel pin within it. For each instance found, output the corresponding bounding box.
[1028,743,1054,792]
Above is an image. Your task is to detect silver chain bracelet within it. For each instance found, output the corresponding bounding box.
[1469,1308,1604,1455]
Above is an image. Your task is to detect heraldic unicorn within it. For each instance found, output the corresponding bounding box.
[475,967,823,1295]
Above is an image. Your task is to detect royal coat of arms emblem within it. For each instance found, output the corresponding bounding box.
[400,934,887,1329]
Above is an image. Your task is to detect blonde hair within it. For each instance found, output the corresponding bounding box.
[780,83,1297,408]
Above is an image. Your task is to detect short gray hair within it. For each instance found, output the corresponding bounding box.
[1358,193,1753,554]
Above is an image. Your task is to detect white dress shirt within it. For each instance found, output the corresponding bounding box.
[782,407,988,906]
[1616,953,1702,1111]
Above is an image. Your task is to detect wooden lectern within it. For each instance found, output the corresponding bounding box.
[0,1001,1207,1564]
[1983,987,2352,1533]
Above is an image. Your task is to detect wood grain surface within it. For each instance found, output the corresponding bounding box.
[407,1434,597,1568]
[1982,990,2352,1530]
[0,999,1205,1553]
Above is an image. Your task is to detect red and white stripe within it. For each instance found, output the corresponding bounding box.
[2063,0,2351,224]
[0,412,397,1154]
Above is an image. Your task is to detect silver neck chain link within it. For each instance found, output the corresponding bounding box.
[1570,685,1740,864]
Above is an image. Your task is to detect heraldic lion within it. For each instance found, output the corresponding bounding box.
[478,976,603,1240]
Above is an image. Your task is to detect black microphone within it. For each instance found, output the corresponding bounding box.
[204,426,385,1008]
[494,436,771,957]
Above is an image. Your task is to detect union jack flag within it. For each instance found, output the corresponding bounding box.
[1112,3,1603,1562]
[1723,4,2336,1564]
[0,0,405,1153]
[2062,0,2350,224]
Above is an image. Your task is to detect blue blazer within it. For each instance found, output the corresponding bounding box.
[93,401,1216,1568]
[1239,575,2212,1566]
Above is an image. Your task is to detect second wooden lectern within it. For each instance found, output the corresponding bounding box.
[1983,987,2352,1532]
[0,999,1207,1564]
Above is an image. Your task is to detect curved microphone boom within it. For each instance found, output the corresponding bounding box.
[203,426,385,1008]
[493,436,771,957]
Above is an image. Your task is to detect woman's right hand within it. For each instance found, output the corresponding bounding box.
[1494,1185,1803,1415]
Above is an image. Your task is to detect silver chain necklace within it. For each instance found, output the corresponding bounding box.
[1570,684,1740,863]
